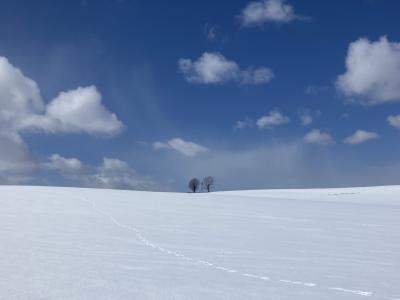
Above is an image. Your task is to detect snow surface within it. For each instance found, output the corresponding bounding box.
[1,185,399,299]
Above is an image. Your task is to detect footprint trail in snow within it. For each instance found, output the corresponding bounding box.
[82,197,395,299]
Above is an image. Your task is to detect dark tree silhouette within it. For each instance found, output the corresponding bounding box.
[188,178,200,193]
[202,176,214,192]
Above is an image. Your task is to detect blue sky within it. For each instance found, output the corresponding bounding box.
[1,0,400,191]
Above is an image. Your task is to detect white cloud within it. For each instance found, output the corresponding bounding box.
[336,36,400,104]
[20,86,123,136]
[0,57,44,130]
[153,138,210,157]
[236,110,290,130]
[304,129,334,146]
[343,130,379,145]
[298,109,320,126]
[178,52,274,85]
[0,131,34,183]
[256,110,290,129]
[300,114,312,126]
[241,67,274,84]
[46,86,122,135]
[387,114,400,129]
[44,154,83,173]
[178,52,238,84]
[0,55,123,182]
[239,0,303,27]
[42,155,155,190]
[0,57,40,182]
[235,117,254,129]
[0,57,122,136]
[100,157,130,172]
[89,157,154,190]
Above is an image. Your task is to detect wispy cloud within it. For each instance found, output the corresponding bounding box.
[153,138,210,157]
[204,23,218,41]
[234,117,254,130]
[305,85,329,95]
[298,109,321,126]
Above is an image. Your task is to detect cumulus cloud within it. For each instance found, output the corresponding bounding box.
[239,0,304,27]
[43,86,121,135]
[20,86,123,136]
[0,57,44,130]
[88,157,154,190]
[42,155,155,190]
[336,36,400,105]
[304,129,334,146]
[0,55,123,183]
[0,57,40,182]
[387,114,400,129]
[235,110,290,130]
[43,154,83,173]
[343,130,379,145]
[0,57,122,136]
[178,52,274,85]
[256,110,290,129]
[0,132,34,183]
[153,138,210,157]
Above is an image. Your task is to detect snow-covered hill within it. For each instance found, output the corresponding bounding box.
[1,185,399,299]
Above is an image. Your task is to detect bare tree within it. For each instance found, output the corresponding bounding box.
[188,178,200,193]
[202,176,214,192]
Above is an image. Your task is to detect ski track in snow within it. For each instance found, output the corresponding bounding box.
[82,197,396,299]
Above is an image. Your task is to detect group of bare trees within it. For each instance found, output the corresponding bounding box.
[188,176,214,193]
